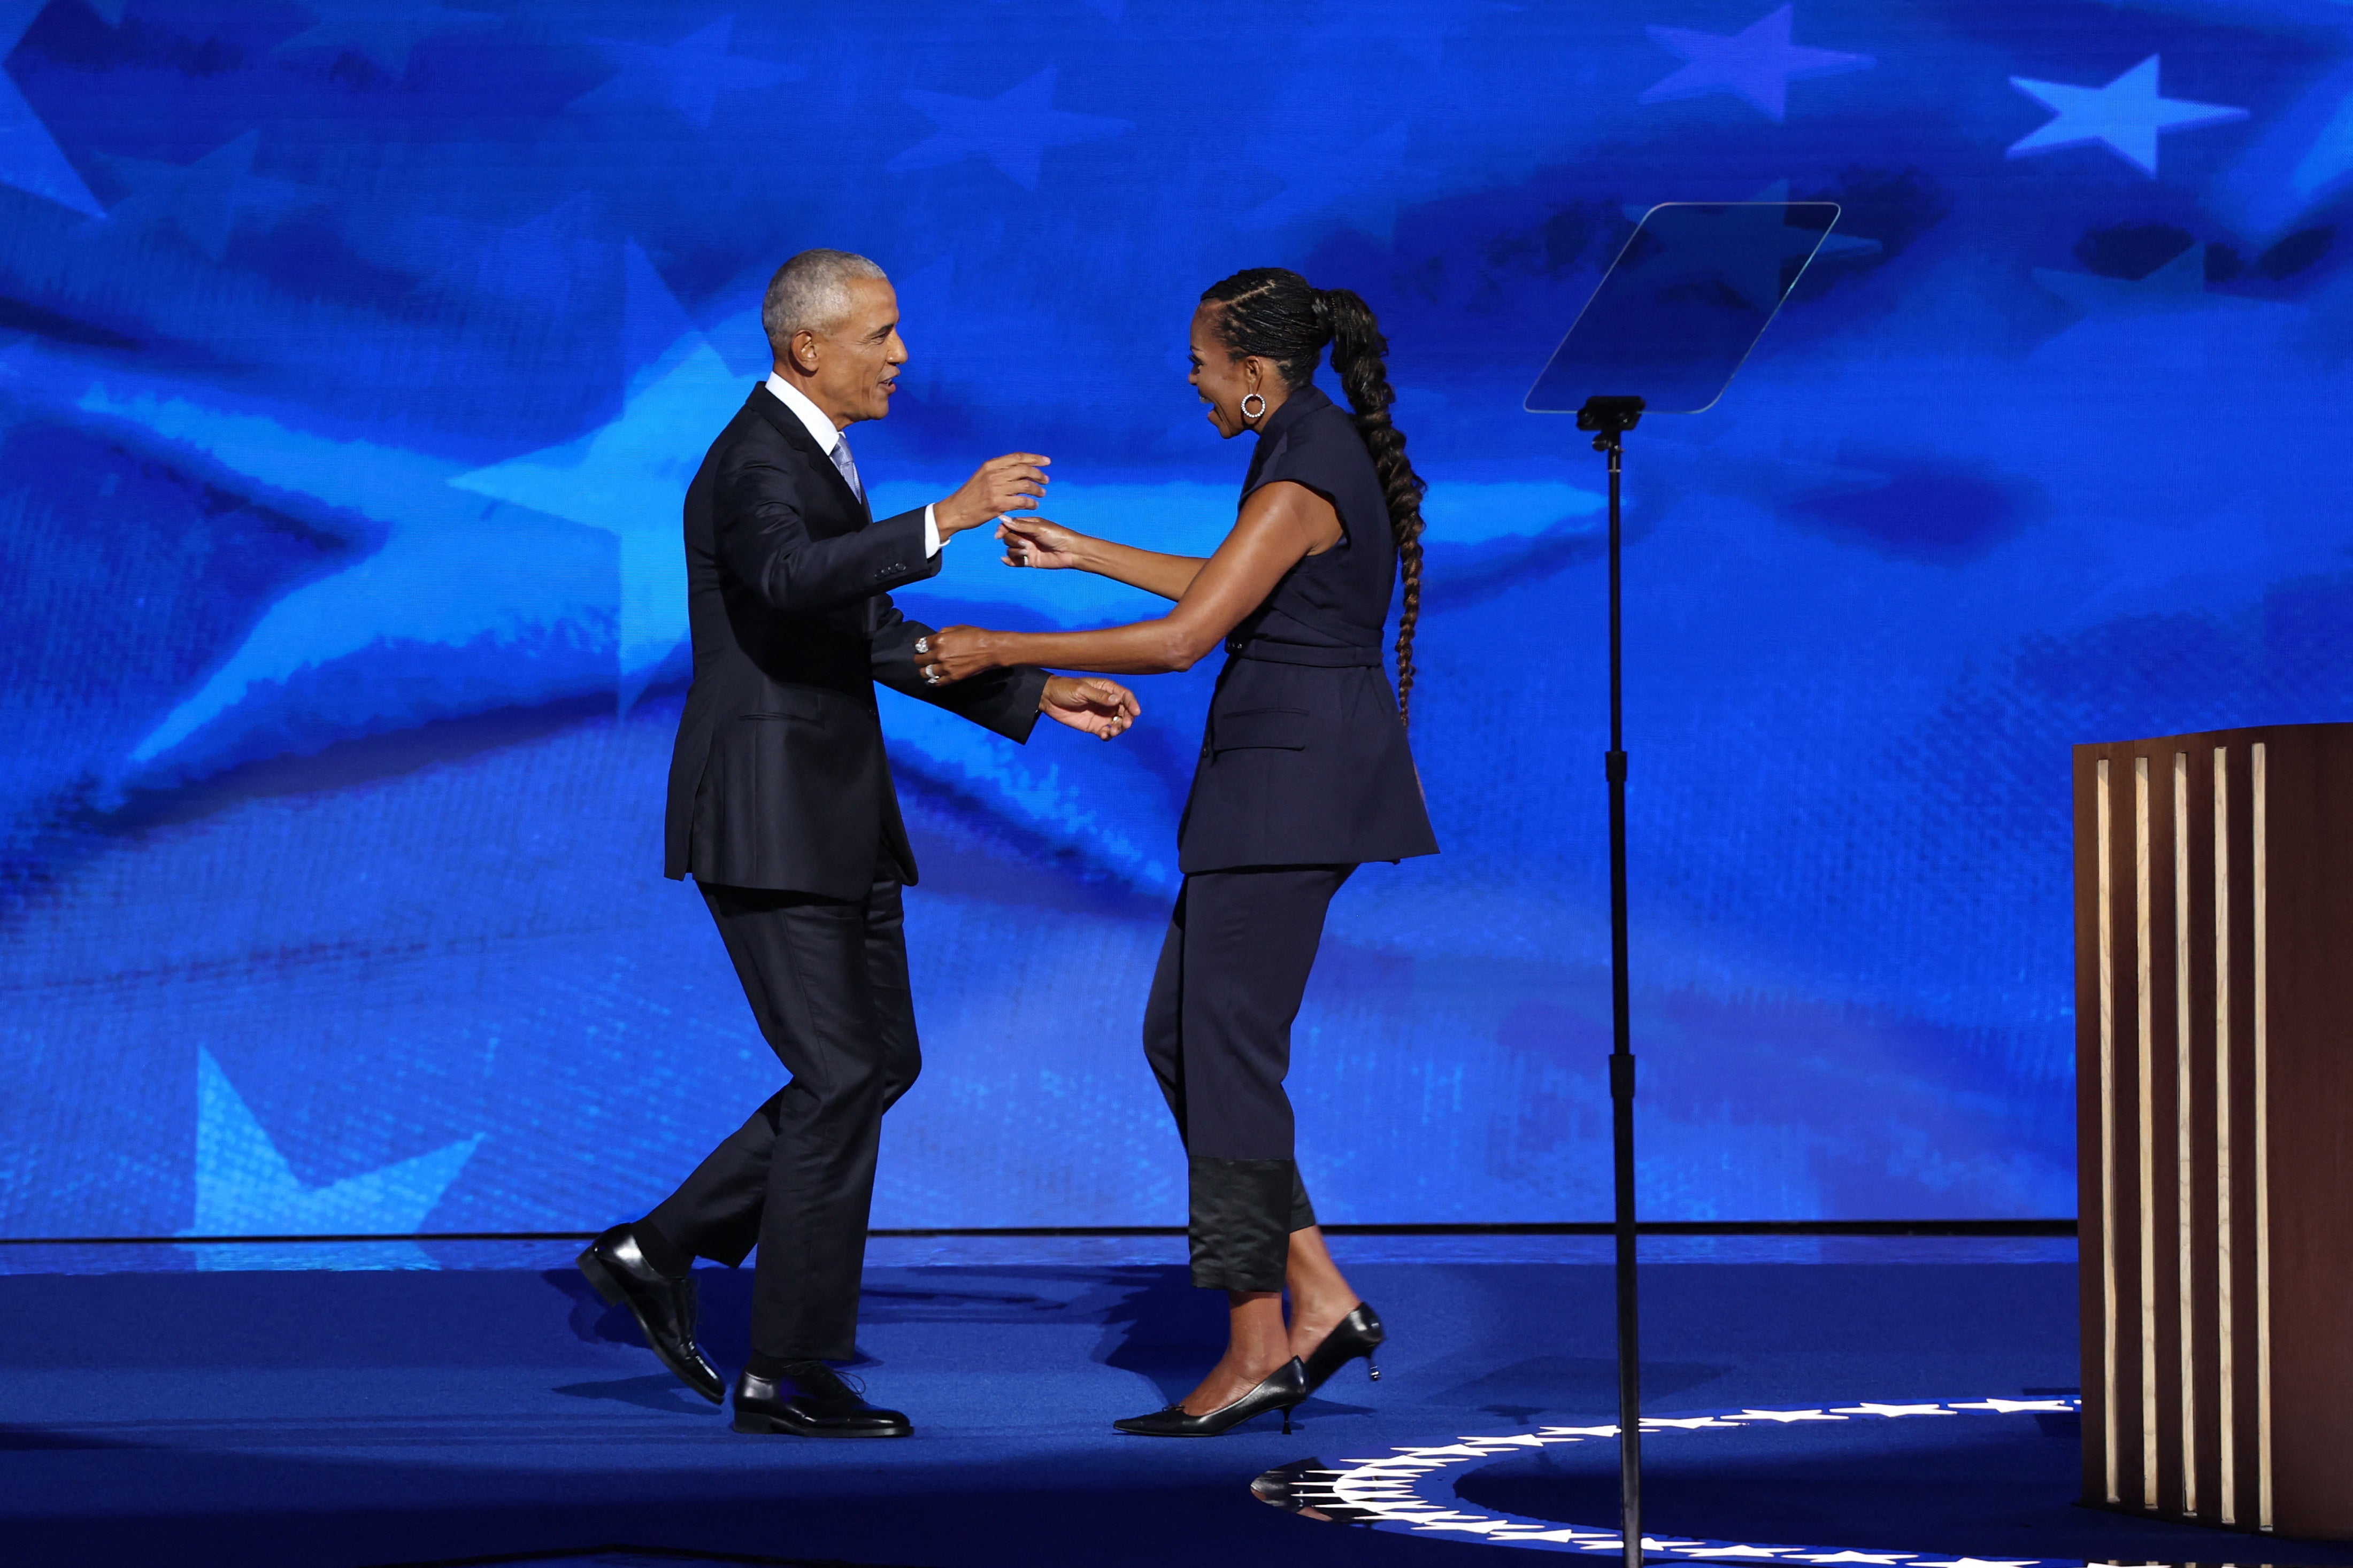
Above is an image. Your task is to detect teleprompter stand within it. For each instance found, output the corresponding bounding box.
[1526,202,1843,1568]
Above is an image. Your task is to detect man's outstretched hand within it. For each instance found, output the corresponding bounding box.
[1040,675,1140,740]
[936,453,1050,537]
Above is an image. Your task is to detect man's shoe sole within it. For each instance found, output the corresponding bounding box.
[576,1245,725,1406]
[732,1412,913,1438]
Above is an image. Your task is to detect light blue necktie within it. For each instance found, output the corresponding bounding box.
[829,435,864,503]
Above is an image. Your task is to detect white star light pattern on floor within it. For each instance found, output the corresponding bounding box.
[2007,56,2247,176]
[1264,1397,2078,1560]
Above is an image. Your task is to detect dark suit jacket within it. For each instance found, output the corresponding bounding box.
[663,386,1049,899]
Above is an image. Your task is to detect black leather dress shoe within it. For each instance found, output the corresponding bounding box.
[1300,1302,1385,1394]
[576,1223,724,1404]
[732,1364,913,1438]
[1114,1358,1308,1436]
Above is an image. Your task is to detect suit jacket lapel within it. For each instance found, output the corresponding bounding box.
[746,387,871,524]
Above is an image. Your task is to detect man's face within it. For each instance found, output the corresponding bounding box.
[800,278,908,426]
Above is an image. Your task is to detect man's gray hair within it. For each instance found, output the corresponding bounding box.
[762,249,888,359]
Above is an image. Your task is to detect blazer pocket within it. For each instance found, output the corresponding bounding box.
[1213,707,1310,752]
[736,686,835,729]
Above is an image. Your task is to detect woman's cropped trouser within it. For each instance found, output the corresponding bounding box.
[1142,863,1355,1291]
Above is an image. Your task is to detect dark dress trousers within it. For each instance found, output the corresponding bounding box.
[1142,384,1439,1292]
[646,385,1047,1363]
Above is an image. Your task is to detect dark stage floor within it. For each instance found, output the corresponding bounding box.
[1,1237,2336,1568]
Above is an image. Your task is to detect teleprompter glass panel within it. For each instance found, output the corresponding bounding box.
[1525,202,1841,416]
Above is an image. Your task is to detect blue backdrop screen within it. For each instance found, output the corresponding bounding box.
[3,0,2349,1239]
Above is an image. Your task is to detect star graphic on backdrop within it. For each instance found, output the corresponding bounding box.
[453,246,739,701]
[186,1048,480,1238]
[1642,1415,1742,1428]
[1787,1555,1915,1565]
[96,132,315,260]
[889,67,1132,190]
[1,0,104,214]
[415,190,613,309]
[1245,122,1412,239]
[1725,1407,1845,1423]
[1641,5,1875,123]
[77,377,617,772]
[273,0,502,74]
[2031,245,2303,350]
[1831,1402,1952,1417]
[2283,69,2353,214]
[2008,56,2246,176]
[571,16,802,129]
[1905,1561,2037,1568]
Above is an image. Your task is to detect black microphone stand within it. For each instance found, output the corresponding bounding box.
[1579,391,1647,1568]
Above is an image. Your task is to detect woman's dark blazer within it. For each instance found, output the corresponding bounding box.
[663,386,1047,899]
[1177,386,1439,874]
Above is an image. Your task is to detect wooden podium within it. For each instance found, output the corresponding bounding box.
[2075,723,2353,1539]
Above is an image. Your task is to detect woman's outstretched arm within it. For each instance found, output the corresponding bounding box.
[995,516,1205,602]
[928,481,1342,679]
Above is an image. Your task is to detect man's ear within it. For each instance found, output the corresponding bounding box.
[791,329,820,374]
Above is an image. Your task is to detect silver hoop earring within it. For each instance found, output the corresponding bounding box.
[1240,392,1266,421]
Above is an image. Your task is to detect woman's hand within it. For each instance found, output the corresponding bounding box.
[912,626,1004,687]
[997,515,1089,571]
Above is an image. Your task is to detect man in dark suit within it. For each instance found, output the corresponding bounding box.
[575,249,1139,1439]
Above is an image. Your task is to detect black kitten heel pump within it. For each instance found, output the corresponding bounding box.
[1300,1302,1385,1395]
[1114,1358,1309,1437]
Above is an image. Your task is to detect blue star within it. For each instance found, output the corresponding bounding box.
[571,16,803,130]
[95,132,314,261]
[272,0,502,75]
[186,1048,480,1245]
[75,376,617,783]
[1245,122,1413,241]
[890,67,1132,190]
[453,249,744,702]
[2285,75,2353,210]
[1641,5,1874,124]
[2029,248,2302,376]
[2008,56,2247,176]
[0,0,103,215]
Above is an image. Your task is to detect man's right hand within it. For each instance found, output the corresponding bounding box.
[936,453,1050,537]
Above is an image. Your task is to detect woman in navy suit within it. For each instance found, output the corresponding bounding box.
[919,268,1439,1436]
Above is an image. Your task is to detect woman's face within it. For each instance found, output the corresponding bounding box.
[1188,304,1270,439]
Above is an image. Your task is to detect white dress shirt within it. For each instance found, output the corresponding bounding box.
[764,372,942,557]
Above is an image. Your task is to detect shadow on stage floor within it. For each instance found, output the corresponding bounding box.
[3,1238,2342,1568]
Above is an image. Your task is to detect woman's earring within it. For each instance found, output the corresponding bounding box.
[1240,391,1266,422]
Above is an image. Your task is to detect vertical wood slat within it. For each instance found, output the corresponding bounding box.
[2214,744,2235,1526]
[2252,740,2271,1534]
[2173,750,2197,1519]
[2095,756,2120,1504]
[2134,755,2159,1508]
